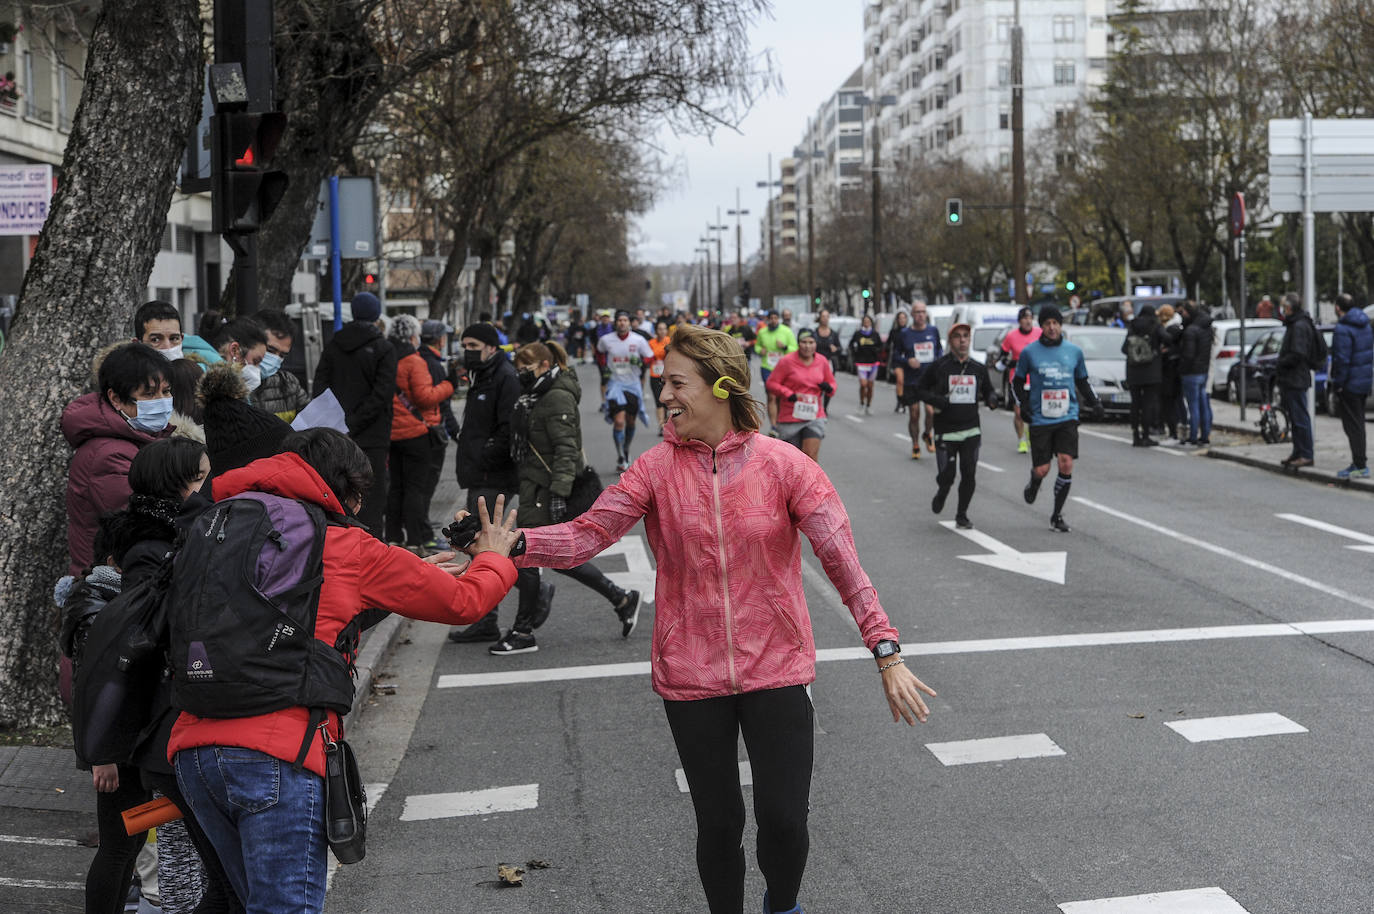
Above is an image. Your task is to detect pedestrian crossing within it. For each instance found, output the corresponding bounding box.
[1059,886,1252,913]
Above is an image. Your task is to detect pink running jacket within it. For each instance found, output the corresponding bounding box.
[516,427,900,701]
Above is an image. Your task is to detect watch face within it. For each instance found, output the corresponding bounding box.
[875,641,898,658]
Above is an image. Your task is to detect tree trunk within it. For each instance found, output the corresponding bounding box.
[0,0,202,730]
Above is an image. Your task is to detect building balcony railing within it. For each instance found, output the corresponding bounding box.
[24,99,52,124]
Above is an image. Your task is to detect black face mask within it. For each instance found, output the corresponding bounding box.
[518,368,536,389]
[463,349,485,370]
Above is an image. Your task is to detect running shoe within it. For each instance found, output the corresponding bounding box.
[489,630,538,655]
[1017,439,1028,454]
[447,611,500,643]
[763,890,803,914]
[931,487,949,514]
[1050,515,1071,533]
[615,459,628,472]
[924,431,935,452]
[955,513,973,529]
[911,447,921,460]
[1023,477,1041,504]
[614,589,641,638]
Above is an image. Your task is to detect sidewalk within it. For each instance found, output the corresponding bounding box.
[1204,395,1374,493]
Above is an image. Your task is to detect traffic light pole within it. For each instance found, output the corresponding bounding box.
[1011,0,1027,306]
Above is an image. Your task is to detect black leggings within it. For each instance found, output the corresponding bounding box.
[513,561,622,631]
[88,764,148,914]
[935,436,980,515]
[1128,384,1159,440]
[663,686,813,914]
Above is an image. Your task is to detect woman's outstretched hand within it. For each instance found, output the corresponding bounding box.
[879,661,937,725]
[468,495,520,557]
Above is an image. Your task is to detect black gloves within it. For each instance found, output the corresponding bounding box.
[819,382,834,397]
[445,358,463,388]
[1090,401,1106,422]
[787,393,798,403]
[550,496,567,524]
[1020,402,1033,424]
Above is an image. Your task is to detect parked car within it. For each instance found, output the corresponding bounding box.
[1062,325,1130,417]
[1211,318,1282,398]
[823,315,859,373]
[1223,324,1340,412]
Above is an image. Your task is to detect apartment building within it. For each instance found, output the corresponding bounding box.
[862,0,1111,170]
[795,66,868,250]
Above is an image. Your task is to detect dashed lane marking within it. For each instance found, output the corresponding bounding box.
[436,618,1374,689]
[1074,496,1374,613]
[1276,513,1374,551]
[1059,886,1251,912]
[1165,712,1308,743]
[925,733,1066,766]
[978,461,1006,472]
[844,414,864,423]
[399,784,539,821]
[675,761,752,793]
[0,878,84,890]
[1079,427,1184,456]
[0,835,79,847]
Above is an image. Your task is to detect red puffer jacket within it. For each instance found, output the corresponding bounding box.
[62,392,175,576]
[391,349,454,441]
[168,451,515,776]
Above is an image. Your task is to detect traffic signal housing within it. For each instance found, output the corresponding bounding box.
[212,110,289,234]
[812,287,821,306]
[946,198,962,226]
[861,281,872,301]
[1065,274,1077,293]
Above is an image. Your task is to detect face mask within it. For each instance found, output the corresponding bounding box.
[463,349,485,370]
[127,396,173,433]
[518,368,536,389]
[259,352,283,379]
[159,345,183,361]
[241,363,262,393]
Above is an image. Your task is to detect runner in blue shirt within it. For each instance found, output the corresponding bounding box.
[892,300,943,459]
[1012,305,1105,532]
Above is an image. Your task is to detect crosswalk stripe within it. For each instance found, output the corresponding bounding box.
[399,784,539,821]
[675,761,752,793]
[1059,886,1251,912]
[0,834,79,847]
[1165,712,1307,743]
[925,733,1066,766]
[0,877,84,890]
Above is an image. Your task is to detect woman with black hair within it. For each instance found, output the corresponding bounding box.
[209,319,268,396]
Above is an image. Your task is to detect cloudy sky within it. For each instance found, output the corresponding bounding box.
[631,2,864,268]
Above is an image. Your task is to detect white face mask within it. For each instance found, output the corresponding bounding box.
[160,345,183,361]
[241,363,262,393]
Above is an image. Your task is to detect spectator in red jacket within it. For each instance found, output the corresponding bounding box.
[385,315,457,550]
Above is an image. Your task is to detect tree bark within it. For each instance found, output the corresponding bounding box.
[0,0,202,729]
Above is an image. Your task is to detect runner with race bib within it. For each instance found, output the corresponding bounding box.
[765,328,837,463]
[755,310,798,435]
[914,322,1000,528]
[1013,305,1105,533]
[892,301,942,459]
[998,306,1042,453]
[598,310,656,471]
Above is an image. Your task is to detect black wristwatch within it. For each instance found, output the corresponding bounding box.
[872,640,901,659]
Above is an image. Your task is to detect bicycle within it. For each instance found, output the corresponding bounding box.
[1258,400,1289,444]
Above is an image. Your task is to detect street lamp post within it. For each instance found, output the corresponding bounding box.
[858,93,897,312]
[728,188,750,310]
[757,154,782,311]
[1011,0,1027,305]
[697,241,713,312]
[793,136,825,310]
[708,213,727,313]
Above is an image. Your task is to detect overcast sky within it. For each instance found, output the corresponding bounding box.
[630,1,864,268]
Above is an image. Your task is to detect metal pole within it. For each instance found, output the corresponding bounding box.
[1303,112,1317,419]
[767,154,776,307]
[329,175,343,332]
[1011,0,1026,306]
[871,115,881,310]
[716,208,724,314]
[1238,235,1248,421]
[1338,220,1344,296]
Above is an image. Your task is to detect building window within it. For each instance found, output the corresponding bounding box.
[175,225,194,253]
[1055,108,1076,130]
[998,62,1010,88]
[1053,16,1075,42]
[161,224,174,251]
[1000,108,1010,130]
[155,286,174,303]
[1054,60,1076,85]
[997,17,1011,43]
[999,150,1011,169]
[952,72,962,95]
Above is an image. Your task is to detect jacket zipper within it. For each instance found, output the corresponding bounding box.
[710,447,740,693]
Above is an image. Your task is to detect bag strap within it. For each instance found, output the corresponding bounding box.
[529,443,588,477]
[296,707,327,769]
[395,389,428,425]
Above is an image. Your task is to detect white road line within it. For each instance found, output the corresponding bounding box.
[436,618,1374,689]
[1059,886,1251,913]
[675,761,752,793]
[893,433,908,440]
[399,784,539,821]
[978,461,1006,473]
[925,733,1066,766]
[1276,513,1374,551]
[1165,712,1308,743]
[1074,496,1374,613]
[1080,427,1184,456]
[0,877,84,890]
[364,783,388,815]
[844,413,864,423]
[0,834,79,847]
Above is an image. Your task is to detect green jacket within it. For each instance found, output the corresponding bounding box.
[518,367,583,527]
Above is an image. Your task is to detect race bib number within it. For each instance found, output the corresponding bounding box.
[913,342,935,365]
[650,360,665,378]
[610,355,631,372]
[949,375,976,404]
[792,393,819,421]
[1041,388,1070,419]
[765,350,781,369]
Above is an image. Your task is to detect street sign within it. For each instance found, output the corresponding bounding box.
[308,176,376,258]
[0,164,51,235]
[1269,118,1374,212]
[463,255,481,272]
[1229,192,1246,237]
[575,293,589,308]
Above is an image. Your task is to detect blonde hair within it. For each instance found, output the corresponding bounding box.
[1156,304,1176,323]
[665,324,763,433]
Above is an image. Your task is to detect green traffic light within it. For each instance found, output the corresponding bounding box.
[1065,280,1076,291]
[862,289,871,299]
[948,212,960,224]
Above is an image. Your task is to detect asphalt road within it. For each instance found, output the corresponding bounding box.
[327,360,1374,914]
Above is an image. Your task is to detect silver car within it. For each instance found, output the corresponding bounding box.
[1063,325,1130,417]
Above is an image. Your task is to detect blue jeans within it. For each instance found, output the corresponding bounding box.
[1281,385,1314,460]
[1181,373,1212,442]
[175,746,327,914]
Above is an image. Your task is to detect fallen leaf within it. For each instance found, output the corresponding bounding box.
[1127,713,1145,719]
[526,859,551,870]
[497,864,525,887]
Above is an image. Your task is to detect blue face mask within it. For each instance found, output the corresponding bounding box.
[259,351,283,379]
[127,396,173,433]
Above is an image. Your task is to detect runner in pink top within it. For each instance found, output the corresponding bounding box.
[1000,306,1043,452]
[510,324,935,914]
[764,328,837,462]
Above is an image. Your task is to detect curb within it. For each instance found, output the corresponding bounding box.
[1204,447,1374,494]
[345,612,407,733]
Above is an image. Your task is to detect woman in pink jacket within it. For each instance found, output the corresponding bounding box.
[764,328,837,462]
[509,324,935,914]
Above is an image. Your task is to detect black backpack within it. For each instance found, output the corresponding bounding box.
[1308,321,1329,370]
[1125,333,1155,366]
[70,560,176,767]
[167,492,358,765]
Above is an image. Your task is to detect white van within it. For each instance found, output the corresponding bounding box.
[947,303,1022,364]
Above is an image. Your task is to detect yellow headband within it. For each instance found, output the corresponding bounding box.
[712,376,735,399]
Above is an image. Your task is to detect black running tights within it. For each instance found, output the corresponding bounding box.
[88,764,148,914]
[935,436,980,515]
[663,685,813,914]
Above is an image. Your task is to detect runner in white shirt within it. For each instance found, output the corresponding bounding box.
[597,310,656,470]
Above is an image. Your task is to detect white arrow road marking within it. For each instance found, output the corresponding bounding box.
[1059,886,1251,913]
[941,520,1067,584]
[592,535,655,603]
[1276,512,1374,552]
[0,878,84,890]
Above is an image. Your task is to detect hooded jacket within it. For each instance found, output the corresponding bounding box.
[455,353,521,490]
[390,342,455,441]
[1329,307,1373,396]
[517,367,583,527]
[1276,310,1318,391]
[1177,311,1214,376]
[61,392,176,576]
[167,452,516,777]
[515,427,900,701]
[312,321,398,448]
[1122,310,1165,386]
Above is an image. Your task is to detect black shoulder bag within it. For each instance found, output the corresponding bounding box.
[322,725,368,864]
